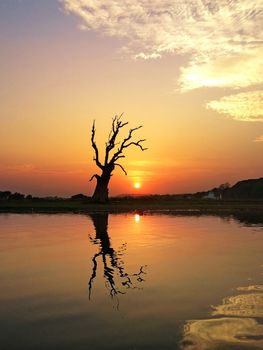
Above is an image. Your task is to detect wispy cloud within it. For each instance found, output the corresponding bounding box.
[179,50,263,91]
[207,91,263,122]
[61,0,263,120]
[254,135,263,142]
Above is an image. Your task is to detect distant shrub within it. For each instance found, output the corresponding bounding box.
[9,192,25,200]
[0,191,11,200]
[71,193,89,200]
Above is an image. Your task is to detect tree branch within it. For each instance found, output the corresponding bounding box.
[89,174,100,182]
[110,125,147,163]
[121,139,147,152]
[91,121,104,170]
[115,163,127,175]
[104,114,128,165]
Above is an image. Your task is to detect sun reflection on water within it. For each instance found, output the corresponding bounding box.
[134,214,141,223]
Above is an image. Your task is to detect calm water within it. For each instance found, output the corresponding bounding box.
[0,213,263,350]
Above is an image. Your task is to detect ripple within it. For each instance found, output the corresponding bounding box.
[212,292,263,318]
[181,317,263,350]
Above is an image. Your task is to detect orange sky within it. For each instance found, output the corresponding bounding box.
[0,1,262,196]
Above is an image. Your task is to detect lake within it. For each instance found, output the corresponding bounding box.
[0,213,263,349]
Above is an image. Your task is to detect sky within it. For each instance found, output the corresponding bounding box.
[0,0,262,197]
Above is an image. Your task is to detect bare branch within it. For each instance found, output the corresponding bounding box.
[122,139,147,152]
[104,113,128,165]
[91,121,104,170]
[89,174,100,182]
[110,125,147,163]
[115,163,127,175]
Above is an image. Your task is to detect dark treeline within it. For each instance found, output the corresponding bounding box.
[0,191,69,201]
[187,178,263,200]
[0,191,27,200]
[1,177,263,202]
[0,191,191,202]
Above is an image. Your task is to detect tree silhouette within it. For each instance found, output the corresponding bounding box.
[87,213,146,307]
[90,115,147,203]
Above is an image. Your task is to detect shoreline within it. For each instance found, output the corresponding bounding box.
[1,199,263,215]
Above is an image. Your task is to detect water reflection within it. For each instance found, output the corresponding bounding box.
[181,317,263,350]
[134,213,141,223]
[213,292,263,318]
[232,212,263,227]
[87,213,146,304]
[181,283,263,349]
[1,213,263,349]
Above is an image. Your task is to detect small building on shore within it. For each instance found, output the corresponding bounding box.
[203,190,222,200]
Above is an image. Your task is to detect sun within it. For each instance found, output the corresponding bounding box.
[134,182,141,189]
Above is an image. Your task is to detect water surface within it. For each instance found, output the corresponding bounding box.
[0,213,263,349]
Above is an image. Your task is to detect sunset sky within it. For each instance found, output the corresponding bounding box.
[0,0,262,196]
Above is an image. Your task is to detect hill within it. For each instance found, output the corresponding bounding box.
[224,178,263,199]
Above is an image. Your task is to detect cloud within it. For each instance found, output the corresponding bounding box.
[61,1,263,61]
[134,52,161,60]
[207,91,263,121]
[179,49,263,91]
[254,135,263,142]
[61,0,263,120]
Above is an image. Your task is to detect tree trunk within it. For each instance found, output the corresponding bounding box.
[92,174,110,203]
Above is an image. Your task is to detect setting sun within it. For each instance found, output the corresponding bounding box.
[134,182,141,189]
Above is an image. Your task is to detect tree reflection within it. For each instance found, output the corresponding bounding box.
[87,213,146,304]
[232,212,263,227]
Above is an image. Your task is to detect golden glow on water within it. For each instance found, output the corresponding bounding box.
[181,317,263,350]
[181,282,263,349]
[134,214,141,223]
[213,293,263,318]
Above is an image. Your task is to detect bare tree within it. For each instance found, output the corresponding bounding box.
[90,114,147,203]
